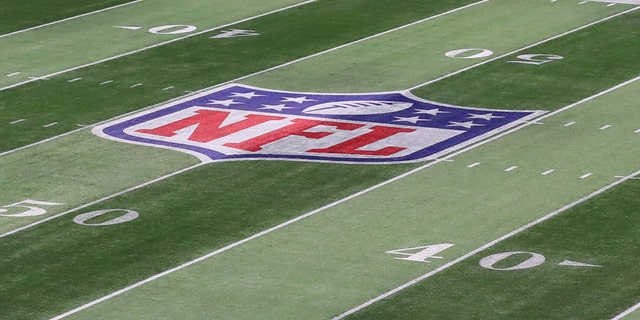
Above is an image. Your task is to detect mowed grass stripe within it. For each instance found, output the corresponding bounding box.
[243,0,633,92]
[0,0,481,153]
[37,3,640,320]
[0,0,314,88]
[67,68,640,320]
[0,0,133,35]
[0,1,484,318]
[345,178,640,320]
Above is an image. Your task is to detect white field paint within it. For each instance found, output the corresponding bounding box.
[612,301,640,319]
[0,163,203,239]
[332,170,640,319]
[48,75,640,319]
[0,0,629,160]
[0,0,319,92]
[407,5,640,90]
[0,0,145,40]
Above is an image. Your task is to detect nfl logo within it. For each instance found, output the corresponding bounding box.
[93,84,541,164]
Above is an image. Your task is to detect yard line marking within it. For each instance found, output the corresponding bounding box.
[615,175,640,180]
[47,74,640,320]
[0,0,145,40]
[0,0,319,92]
[612,301,640,320]
[600,124,612,130]
[564,121,576,127]
[162,86,175,91]
[0,0,631,158]
[99,80,113,85]
[67,77,82,83]
[10,119,25,125]
[504,166,518,172]
[130,83,143,88]
[0,163,203,240]
[467,162,481,168]
[542,169,555,175]
[580,172,593,179]
[42,122,58,128]
[408,5,640,90]
[332,170,640,320]
[6,72,20,77]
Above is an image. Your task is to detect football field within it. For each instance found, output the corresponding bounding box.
[2,0,640,319]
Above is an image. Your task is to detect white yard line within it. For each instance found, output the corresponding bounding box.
[0,0,145,40]
[47,74,640,320]
[0,0,318,92]
[612,301,640,319]
[407,5,640,90]
[0,163,204,239]
[332,170,640,320]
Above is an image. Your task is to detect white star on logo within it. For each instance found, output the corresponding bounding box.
[467,113,504,121]
[208,99,242,107]
[281,96,317,104]
[229,92,265,99]
[393,116,429,124]
[260,104,294,112]
[448,121,484,129]
[414,108,450,116]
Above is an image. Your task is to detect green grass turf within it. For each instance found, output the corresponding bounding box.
[0,0,132,35]
[3,2,640,319]
[412,8,640,110]
[0,0,482,152]
[346,179,640,320]
[0,161,415,319]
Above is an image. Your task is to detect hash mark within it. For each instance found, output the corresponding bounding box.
[580,173,593,179]
[10,119,25,124]
[99,80,113,85]
[608,3,616,6]
[6,72,20,77]
[68,77,82,83]
[542,169,555,175]
[634,129,640,133]
[599,125,611,130]
[43,122,59,128]
[130,83,143,88]
[467,162,481,168]
[564,121,576,127]
[504,166,518,172]
[162,86,175,91]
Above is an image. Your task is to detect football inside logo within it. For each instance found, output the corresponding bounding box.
[93,84,542,164]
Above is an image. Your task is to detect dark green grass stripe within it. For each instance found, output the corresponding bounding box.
[0,0,478,153]
[0,0,133,35]
[346,178,640,320]
[0,161,416,319]
[412,8,640,111]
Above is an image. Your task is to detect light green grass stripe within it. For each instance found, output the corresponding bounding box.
[0,0,310,89]
[1,0,614,238]
[63,77,640,319]
[0,131,198,235]
[244,0,631,92]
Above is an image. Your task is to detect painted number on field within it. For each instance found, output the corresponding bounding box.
[386,243,455,263]
[73,209,139,226]
[479,251,546,270]
[507,54,564,65]
[148,25,197,35]
[445,48,494,59]
[445,48,564,66]
[0,199,63,217]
